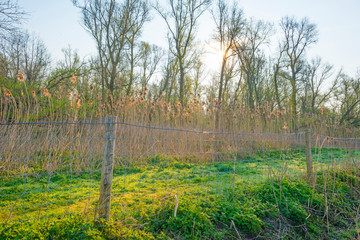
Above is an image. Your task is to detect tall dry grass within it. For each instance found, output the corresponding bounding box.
[0,119,305,176]
[1,77,357,138]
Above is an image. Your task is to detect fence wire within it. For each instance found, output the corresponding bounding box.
[0,120,359,225]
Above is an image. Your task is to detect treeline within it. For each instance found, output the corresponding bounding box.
[0,0,359,136]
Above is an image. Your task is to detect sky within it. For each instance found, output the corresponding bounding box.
[17,0,360,77]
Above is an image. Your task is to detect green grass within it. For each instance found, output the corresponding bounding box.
[1,148,360,239]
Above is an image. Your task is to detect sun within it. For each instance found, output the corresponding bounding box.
[201,42,232,71]
[206,42,228,58]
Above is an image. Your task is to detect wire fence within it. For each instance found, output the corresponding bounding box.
[0,117,359,225]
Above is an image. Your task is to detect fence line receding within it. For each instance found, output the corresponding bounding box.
[0,118,359,224]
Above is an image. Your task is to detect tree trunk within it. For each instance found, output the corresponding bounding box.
[215,57,227,130]
[273,64,282,110]
[179,60,185,105]
[290,78,297,129]
[126,41,135,96]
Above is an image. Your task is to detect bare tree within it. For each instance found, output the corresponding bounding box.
[211,0,245,129]
[190,55,205,97]
[279,16,318,127]
[234,19,272,110]
[0,31,50,84]
[0,0,26,37]
[158,53,179,103]
[73,0,137,102]
[124,0,150,95]
[271,43,286,110]
[22,33,51,84]
[300,57,338,113]
[335,73,360,127]
[138,42,163,90]
[155,0,211,105]
[0,31,23,78]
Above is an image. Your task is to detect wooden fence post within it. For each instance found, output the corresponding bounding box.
[98,116,117,221]
[305,129,313,184]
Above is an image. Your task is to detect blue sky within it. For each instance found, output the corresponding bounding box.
[18,0,360,76]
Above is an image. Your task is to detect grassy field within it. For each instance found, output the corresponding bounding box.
[1,148,360,239]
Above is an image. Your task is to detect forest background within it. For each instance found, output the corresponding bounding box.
[0,0,359,136]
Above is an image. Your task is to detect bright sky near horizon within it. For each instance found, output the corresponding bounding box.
[18,0,360,77]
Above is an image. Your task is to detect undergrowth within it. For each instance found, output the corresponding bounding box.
[1,150,360,239]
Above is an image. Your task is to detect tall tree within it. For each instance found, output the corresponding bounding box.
[279,16,318,128]
[211,0,245,129]
[124,0,150,95]
[155,0,211,105]
[235,19,272,110]
[73,0,144,103]
[271,43,286,110]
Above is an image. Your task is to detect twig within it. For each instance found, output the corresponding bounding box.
[230,220,243,240]
[174,195,178,217]
[160,194,178,217]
